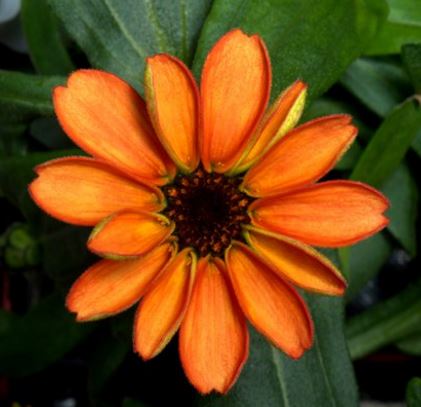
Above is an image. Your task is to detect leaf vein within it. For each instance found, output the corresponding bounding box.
[270,345,291,407]
[102,0,148,59]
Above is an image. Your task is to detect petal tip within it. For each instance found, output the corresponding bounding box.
[145,53,199,173]
[135,345,155,361]
[286,344,309,360]
[65,297,93,322]
[52,84,66,101]
[295,79,308,88]
[200,27,271,173]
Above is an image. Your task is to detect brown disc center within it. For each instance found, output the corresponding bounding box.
[162,168,253,257]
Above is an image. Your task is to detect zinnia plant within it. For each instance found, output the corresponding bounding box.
[29,29,388,394]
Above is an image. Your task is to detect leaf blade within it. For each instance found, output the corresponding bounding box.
[346,280,421,359]
[21,0,75,75]
[48,0,212,90]
[192,0,388,100]
[351,98,421,188]
[0,294,94,377]
[0,70,64,124]
[197,296,358,407]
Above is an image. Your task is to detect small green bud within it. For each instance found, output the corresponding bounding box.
[4,246,26,269]
[9,226,35,250]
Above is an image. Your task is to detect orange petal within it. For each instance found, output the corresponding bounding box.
[250,181,389,247]
[200,29,271,173]
[244,227,346,296]
[66,242,175,321]
[53,69,175,185]
[179,257,248,394]
[234,80,307,173]
[134,248,196,359]
[242,115,358,197]
[88,211,174,258]
[226,243,313,358]
[145,54,199,173]
[29,157,164,226]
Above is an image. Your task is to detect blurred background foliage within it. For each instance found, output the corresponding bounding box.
[1,0,421,406]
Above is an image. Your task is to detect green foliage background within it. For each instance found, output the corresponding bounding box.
[1,0,421,405]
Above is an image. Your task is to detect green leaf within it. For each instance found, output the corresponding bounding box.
[397,331,421,355]
[412,128,421,158]
[197,296,357,407]
[346,279,421,359]
[407,378,421,407]
[402,44,421,93]
[192,0,388,100]
[381,164,418,256]
[41,225,92,285]
[88,327,130,398]
[0,122,27,157]
[0,70,64,124]
[48,0,212,90]
[385,0,421,25]
[366,0,421,55]
[0,294,94,377]
[344,233,392,301]
[351,98,421,188]
[21,0,74,75]
[30,117,74,150]
[340,57,412,117]
[406,377,421,407]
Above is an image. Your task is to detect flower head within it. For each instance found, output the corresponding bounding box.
[29,29,388,394]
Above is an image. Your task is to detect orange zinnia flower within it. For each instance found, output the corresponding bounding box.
[29,29,388,394]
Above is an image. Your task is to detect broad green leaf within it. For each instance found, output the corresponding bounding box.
[88,326,130,398]
[339,55,421,161]
[366,23,421,56]
[381,164,418,256]
[366,0,421,55]
[21,0,74,75]
[48,0,212,90]
[333,143,362,171]
[407,378,421,407]
[344,233,392,301]
[340,57,412,116]
[402,44,421,93]
[41,225,92,285]
[192,0,388,100]
[412,129,421,158]
[0,294,94,377]
[0,70,64,124]
[397,331,421,355]
[197,296,357,407]
[303,97,365,121]
[346,279,421,359]
[30,117,74,150]
[0,122,27,157]
[87,312,134,402]
[351,98,421,188]
[386,0,421,24]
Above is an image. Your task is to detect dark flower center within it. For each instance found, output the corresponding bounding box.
[162,168,253,257]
